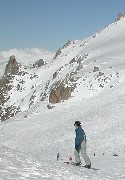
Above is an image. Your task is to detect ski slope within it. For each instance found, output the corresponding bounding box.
[0,17,125,179]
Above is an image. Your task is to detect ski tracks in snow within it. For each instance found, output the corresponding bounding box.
[0,146,123,180]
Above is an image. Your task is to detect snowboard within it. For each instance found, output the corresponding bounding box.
[64,161,100,170]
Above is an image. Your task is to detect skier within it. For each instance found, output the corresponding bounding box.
[74,121,91,168]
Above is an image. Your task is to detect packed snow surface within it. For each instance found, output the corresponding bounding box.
[0,18,125,179]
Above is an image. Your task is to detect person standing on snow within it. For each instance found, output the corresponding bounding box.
[74,121,91,168]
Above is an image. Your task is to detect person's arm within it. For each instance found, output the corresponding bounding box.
[75,129,81,150]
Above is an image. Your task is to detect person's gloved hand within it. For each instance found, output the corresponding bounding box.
[75,145,81,151]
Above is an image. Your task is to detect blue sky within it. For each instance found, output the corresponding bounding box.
[0,0,125,51]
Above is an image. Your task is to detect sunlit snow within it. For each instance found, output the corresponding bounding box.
[0,18,125,179]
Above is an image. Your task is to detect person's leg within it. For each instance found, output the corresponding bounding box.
[74,149,81,163]
[81,140,91,166]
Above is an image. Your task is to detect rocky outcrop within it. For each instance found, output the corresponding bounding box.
[47,104,55,109]
[49,83,71,103]
[93,66,99,72]
[54,48,62,59]
[62,40,71,49]
[54,40,72,59]
[53,71,58,79]
[52,67,63,79]
[0,105,20,122]
[49,54,88,104]
[0,55,20,121]
[116,13,125,21]
[0,55,20,104]
[32,59,45,68]
[0,76,12,104]
[0,77,20,121]
[4,55,20,76]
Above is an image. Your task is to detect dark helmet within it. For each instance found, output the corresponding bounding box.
[74,121,81,127]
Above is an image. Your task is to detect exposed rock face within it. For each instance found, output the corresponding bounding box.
[116,13,125,21]
[4,55,20,76]
[47,104,55,109]
[49,90,58,103]
[49,83,71,103]
[0,76,12,104]
[0,106,20,122]
[53,71,58,79]
[0,56,20,121]
[0,76,20,121]
[32,59,45,68]
[93,66,99,72]
[54,48,62,59]
[54,40,72,59]
[49,54,88,104]
[0,55,19,105]
[62,40,71,49]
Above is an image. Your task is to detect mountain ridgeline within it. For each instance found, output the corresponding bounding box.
[0,15,125,121]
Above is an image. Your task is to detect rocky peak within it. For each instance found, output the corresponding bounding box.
[116,12,125,21]
[54,40,72,59]
[4,55,20,76]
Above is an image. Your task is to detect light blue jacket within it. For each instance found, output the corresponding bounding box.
[75,127,86,149]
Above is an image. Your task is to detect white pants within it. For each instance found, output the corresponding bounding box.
[74,139,91,165]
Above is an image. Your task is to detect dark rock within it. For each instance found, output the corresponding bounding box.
[54,48,62,59]
[93,66,99,72]
[116,13,124,21]
[113,153,118,156]
[0,106,20,121]
[54,40,71,59]
[32,59,45,68]
[53,71,58,79]
[63,40,71,49]
[4,55,20,76]
[47,104,54,109]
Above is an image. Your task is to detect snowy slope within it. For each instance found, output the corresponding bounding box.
[0,17,125,179]
[2,17,125,113]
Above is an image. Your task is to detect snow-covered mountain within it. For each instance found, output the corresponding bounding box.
[0,48,55,79]
[0,16,125,179]
[0,48,54,59]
